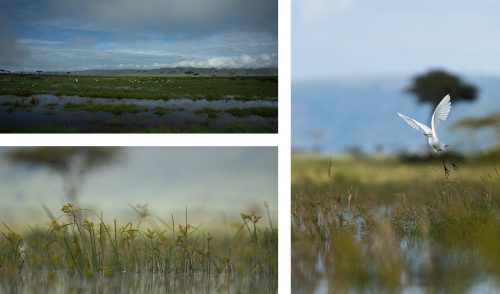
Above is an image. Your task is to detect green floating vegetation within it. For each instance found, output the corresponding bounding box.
[0,203,277,279]
[1,97,40,112]
[153,106,184,116]
[64,102,144,115]
[226,107,278,118]
[194,108,220,119]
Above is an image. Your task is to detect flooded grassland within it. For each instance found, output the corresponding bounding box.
[292,153,500,293]
[0,205,277,293]
[0,74,278,133]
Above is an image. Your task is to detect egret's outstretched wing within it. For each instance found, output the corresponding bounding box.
[431,94,451,131]
[398,112,432,135]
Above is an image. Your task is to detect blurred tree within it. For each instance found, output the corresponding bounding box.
[6,147,122,204]
[453,112,500,152]
[407,69,478,111]
[407,70,478,154]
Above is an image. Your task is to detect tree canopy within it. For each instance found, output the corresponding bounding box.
[6,147,122,203]
[407,69,478,109]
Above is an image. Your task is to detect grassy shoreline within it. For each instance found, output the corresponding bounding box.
[292,152,500,292]
[0,204,277,278]
[0,74,278,101]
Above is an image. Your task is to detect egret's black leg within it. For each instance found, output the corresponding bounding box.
[451,159,459,171]
[442,158,450,177]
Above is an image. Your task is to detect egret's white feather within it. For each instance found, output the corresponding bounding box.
[431,94,451,132]
[397,113,432,135]
[397,94,452,155]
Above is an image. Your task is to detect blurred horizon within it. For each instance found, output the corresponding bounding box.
[292,0,500,154]
[0,147,278,227]
[293,73,500,154]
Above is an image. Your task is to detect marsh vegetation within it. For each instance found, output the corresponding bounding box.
[0,203,277,293]
[0,74,278,133]
[292,151,500,293]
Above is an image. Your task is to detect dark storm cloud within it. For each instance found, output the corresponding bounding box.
[0,0,277,70]
[44,0,277,37]
[0,24,29,67]
[0,7,31,67]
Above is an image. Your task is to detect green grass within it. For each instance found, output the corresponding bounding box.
[292,152,500,292]
[0,123,278,134]
[64,102,144,115]
[0,97,40,112]
[194,108,220,119]
[226,107,278,118]
[153,106,184,115]
[0,203,277,279]
[0,74,277,100]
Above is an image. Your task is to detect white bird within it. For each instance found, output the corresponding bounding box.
[398,94,451,154]
[398,94,458,175]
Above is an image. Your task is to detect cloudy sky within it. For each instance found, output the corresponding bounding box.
[293,0,500,80]
[0,0,277,71]
[292,0,500,153]
[0,147,277,225]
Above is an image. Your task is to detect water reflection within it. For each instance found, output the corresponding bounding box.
[292,214,500,293]
[1,94,277,111]
[0,95,277,132]
[0,271,277,293]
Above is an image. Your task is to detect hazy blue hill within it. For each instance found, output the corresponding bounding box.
[43,67,278,76]
[292,75,500,154]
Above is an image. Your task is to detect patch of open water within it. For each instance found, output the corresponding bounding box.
[5,94,277,111]
[0,271,277,293]
[0,95,277,132]
[292,209,500,293]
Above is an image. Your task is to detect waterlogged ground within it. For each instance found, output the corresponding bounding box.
[0,74,278,133]
[0,95,277,133]
[0,204,278,293]
[292,153,500,293]
[0,271,276,293]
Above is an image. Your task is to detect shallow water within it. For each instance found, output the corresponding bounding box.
[0,95,277,132]
[0,270,277,294]
[293,239,500,293]
[3,94,277,110]
[292,215,500,294]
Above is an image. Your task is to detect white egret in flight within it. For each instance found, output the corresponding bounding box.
[398,94,458,176]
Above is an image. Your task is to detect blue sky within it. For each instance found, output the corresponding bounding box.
[0,0,277,71]
[293,0,500,80]
[292,0,500,153]
[0,147,277,225]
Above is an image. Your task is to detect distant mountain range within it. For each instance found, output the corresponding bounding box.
[1,67,277,76]
[293,75,500,154]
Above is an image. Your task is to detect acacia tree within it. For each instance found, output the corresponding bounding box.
[407,69,478,112]
[406,70,478,154]
[453,113,500,152]
[7,147,122,205]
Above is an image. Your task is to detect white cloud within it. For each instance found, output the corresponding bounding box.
[18,38,64,45]
[174,54,277,69]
